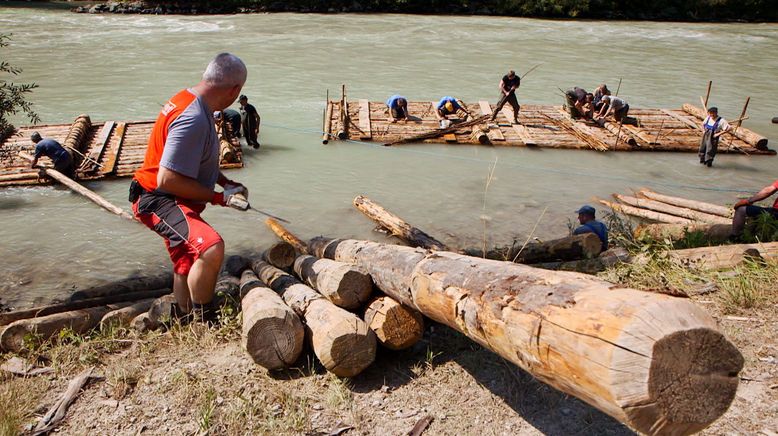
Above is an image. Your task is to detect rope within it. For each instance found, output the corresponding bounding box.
[260,121,753,194]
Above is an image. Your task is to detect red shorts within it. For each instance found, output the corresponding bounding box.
[132,191,222,275]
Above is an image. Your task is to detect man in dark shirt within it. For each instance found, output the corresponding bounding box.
[29,132,75,179]
[572,205,609,251]
[491,70,521,124]
[239,95,260,149]
[222,108,242,139]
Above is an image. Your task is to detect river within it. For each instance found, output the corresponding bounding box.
[1,4,776,308]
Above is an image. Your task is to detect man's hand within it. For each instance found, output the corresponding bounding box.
[733,199,750,209]
[224,180,248,197]
[211,184,247,208]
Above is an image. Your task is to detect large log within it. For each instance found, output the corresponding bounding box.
[293,255,373,309]
[0,288,172,327]
[310,238,743,435]
[63,114,92,160]
[1,302,134,352]
[263,241,296,269]
[466,233,602,263]
[251,259,376,377]
[99,299,155,329]
[634,223,732,244]
[363,296,424,350]
[599,199,693,224]
[240,269,305,369]
[658,241,778,270]
[613,194,730,224]
[530,247,631,274]
[682,103,768,149]
[637,189,732,218]
[353,195,448,251]
[70,273,173,300]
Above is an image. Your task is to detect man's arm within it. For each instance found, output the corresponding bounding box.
[735,184,778,209]
[499,78,507,95]
[157,167,218,203]
[714,120,731,138]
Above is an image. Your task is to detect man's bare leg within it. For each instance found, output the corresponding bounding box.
[731,207,748,237]
[173,273,193,313]
[187,241,225,307]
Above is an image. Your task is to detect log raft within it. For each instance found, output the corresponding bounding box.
[310,238,744,435]
[1,117,245,187]
[322,98,772,154]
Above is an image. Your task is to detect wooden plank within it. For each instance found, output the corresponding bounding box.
[661,109,700,130]
[443,133,457,143]
[478,101,505,141]
[82,121,115,173]
[101,122,126,175]
[501,106,536,145]
[358,99,372,140]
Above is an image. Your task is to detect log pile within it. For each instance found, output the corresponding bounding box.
[601,189,733,225]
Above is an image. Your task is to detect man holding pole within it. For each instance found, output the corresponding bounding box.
[130,53,249,322]
[29,132,75,179]
[490,70,521,124]
[698,106,730,167]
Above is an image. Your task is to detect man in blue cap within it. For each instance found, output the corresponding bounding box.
[573,205,608,251]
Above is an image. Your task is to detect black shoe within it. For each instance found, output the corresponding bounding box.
[706,160,713,167]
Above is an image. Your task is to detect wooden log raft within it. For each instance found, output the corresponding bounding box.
[364,296,424,350]
[240,269,305,369]
[293,255,373,310]
[682,103,768,149]
[465,233,602,264]
[634,223,732,244]
[637,189,733,218]
[1,302,135,352]
[613,194,730,224]
[353,195,448,251]
[252,259,376,377]
[309,238,743,435]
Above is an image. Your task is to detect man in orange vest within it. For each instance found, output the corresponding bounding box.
[129,53,249,322]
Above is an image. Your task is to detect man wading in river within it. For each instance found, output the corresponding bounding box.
[699,106,731,167]
[130,53,249,322]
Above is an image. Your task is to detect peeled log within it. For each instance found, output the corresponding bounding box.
[599,199,693,224]
[614,194,730,224]
[634,223,732,244]
[637,189,732,218]
[100,299,155,329]
[70,273,172,300]
[530,247,631,274]
[266,218,307,253]
[682,103,768,149]
[353,195,448,251]
[252,259,376,377]
[657,241,778,270]
[311,238,743,435]
[240,269,304,369]
[293,255,373,310]
[364,296,424,350]
[263,242,296,269]
[1,303,134,352]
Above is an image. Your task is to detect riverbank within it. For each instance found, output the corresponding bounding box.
[72,0,778,22]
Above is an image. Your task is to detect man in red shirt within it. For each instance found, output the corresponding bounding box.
[130,52,249,321]
[731,179,778,237]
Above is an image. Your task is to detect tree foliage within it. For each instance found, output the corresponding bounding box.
[1,33,40,150]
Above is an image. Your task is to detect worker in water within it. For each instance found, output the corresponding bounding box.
[596,95,630,123]
[222,108,242,139]
[731,179,778,239]
[491,70,521,124]
[435,96,472,127]
[29,132,75,179]
[239,94,261,149]
[698,106,731,167]
[386,95,409,123]
[572,205,609,251]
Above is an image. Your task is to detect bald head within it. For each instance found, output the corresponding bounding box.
[202,53,247,88]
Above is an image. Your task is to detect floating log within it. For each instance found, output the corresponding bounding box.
[613,194,730,224]
[658,241,778,270]
[266,217,307,253]
[240,269,305,369]
[18,151,135,220]
[262,241,296,269]
[634,223,732,244]
[599,198,693,224]
[363,296,424,350]
[0,288,172,327]
[63,114,92,160]
[252,259,376,377]
[1,302,134,352]
[99,299,155,329]
[322,100,333,144]
[292,254,373,310]
[466,233,602,264]
[637,189,732,218]
[310,238,743,435]
[70,273,172,300]
[682,103,768,149]
[353,195,448,251]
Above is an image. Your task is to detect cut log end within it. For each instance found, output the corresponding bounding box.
[631,327,744,435]
[263,242,296,269]
[364,296,424,350]
[314,317,376,378]
[242,306,304,370]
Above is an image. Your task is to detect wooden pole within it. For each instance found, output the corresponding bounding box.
[614,77,622,96]
[240,269,305,369]
[613,194,731,224]
[598,198,693,224]
[703,81,712,109]
[727,97,750,148]
[322,89,332,144]
[308,238,743,435]
[252,259,376,377]
[364,296,424,350]
[353,195,448,251]
[18,151,135,221]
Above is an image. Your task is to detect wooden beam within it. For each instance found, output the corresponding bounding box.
[82,121,115,173]
[358,99,372,140]
[100,121,126,175]
[478,101,505,141]
[502,106,536,145]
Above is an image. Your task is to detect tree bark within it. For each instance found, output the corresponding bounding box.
[353,195,448,251]
[634,223,732,244]
[364,296,424,350]
[637,189,733,218]
[240,269,305,370]
[613,194,731,224]
[63,114,92,160]
[682,103,768,149]
[465,233,602,263]
[656,241,778,270]
[251,259,376,377]
[309,238,743,435]
[99,299,155,329]
[263,241,296,269]
[0,289,172,327]
[293,255,373,310]
[70,273,172,300]
[529,247,631,274]
[599,198,693,224]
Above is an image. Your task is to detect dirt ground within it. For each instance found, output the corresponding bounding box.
[2,283,776,436]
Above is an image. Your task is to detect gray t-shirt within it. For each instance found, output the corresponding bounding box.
[159,89,220,192]
[608,96,627,111]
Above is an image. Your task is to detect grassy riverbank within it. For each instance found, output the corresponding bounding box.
[1,241,776,435]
